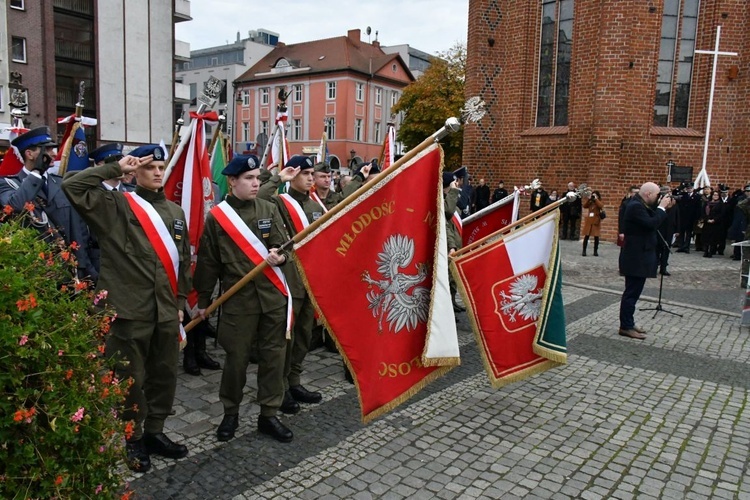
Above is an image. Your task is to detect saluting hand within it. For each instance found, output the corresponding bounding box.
[279,166,300,182]
[119,154,152,174]
[359,164,372,180]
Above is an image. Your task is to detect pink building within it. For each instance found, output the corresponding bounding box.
[233,29,414,171]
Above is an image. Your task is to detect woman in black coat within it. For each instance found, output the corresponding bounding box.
[702,190,725,258]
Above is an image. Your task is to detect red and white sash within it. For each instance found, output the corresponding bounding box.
[310,191,327,213]
[123,192,180,296]
[451,211,463,237]
[211,201,293,336]
[279,193,311,233]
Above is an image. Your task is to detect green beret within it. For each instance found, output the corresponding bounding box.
[313,162,331,173]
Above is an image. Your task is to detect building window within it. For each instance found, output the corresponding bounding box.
[11,37,27,63]
[261,120,269,136]
[374,122,381,144]
[242,122,249,142]
[325,117,336,140]
[375,87,382,105]
[292,119,302,140]
[294,85,303,102]
[356,83,364,102]
[653,0,699,128]
[219,80,227,104]
[536,0,574,127]
[10,0,25,10]
[242,90,250,107]
[189,83,197,106]
[390,91,399,107]
[327,81,337,100]
[354,119,363,142]
[260,88,269,105]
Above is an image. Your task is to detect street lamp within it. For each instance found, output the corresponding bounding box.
[233,86,243,153]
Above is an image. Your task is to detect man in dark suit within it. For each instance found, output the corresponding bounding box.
[618,182,674,339]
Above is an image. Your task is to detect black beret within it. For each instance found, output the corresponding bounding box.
[90,143,123,164]
[285,155,314,170]
[443,172,455,188]
[221,155,260,176]
[130,144,165,161]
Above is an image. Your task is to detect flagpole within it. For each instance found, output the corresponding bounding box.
[259,122,278,168]
[58,81,85,176]
[185,97,486,332]
[207,110,226,158]
[168,112,184,161]
[453,195,574,258]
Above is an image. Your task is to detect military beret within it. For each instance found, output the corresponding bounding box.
[130,144,166,161]
[12,126,57,151]
[90,143,123,164]
[452,166,467,180]
[443,172,455,188]
[221,154,260,176]
[314,162,331,173]
[744,184,750,192]
[285,155,314,170]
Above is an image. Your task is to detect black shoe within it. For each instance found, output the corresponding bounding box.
[676,248,686,253]
[581,251,586,256]
[183,355,201,376]
[660,270,671,276]
[279,391,300,414]
[125,439,151,473]
[143,432,188,459]
[217,414,239,442]
[289,385,322,404]
[196,352,220,370]
[593,251,599,257]
[258,415,293,443]
[703,253,712,258]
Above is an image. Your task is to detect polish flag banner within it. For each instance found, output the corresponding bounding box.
[163,111,218,308]
[460,190,520,246]
[269,109,290,167]
[381,125,396,169]
[0,121,28,176]
[293,143,459,423]
[452,210,566,387]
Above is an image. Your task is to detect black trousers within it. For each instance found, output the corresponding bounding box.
[619,276,646,330]
[561,214,579,239]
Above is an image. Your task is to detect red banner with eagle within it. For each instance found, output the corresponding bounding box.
[293,143,459,423]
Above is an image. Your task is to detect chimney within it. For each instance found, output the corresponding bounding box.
[347,29,361,47]
[372,40,380,49]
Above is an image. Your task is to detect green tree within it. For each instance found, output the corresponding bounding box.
[393,43,466,168]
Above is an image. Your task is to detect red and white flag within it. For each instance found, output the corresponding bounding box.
[293,144,459,423]
[452,210,567,387]
[382,124,396,169]
[0,120,28,176]
[460,190,520,247]
[269,109,290,167]
[163,111,217,309]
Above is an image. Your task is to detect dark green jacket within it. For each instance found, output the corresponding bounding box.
[62,163,191,321]
[444,187,462,251]
[193,196,288,314]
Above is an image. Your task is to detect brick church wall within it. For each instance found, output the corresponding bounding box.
[464,0,749,240]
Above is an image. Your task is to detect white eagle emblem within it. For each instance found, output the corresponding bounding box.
[361,234,430,334]
[498,274,543,322]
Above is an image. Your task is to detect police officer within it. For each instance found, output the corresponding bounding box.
[0,126,97,281]
[194,154,293,443]
[62,144,191,473]
[258,156,326,412]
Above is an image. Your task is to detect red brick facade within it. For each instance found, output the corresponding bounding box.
[464,0,749,239]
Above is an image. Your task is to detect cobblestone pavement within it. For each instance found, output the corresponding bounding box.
[128,238,749,499]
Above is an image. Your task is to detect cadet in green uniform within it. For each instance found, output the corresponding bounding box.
[193,154,293,443]
[311,161,366,211]
[258,156,327,412]
[62,145,190,473]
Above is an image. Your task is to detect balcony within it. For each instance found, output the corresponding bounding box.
[175,82,191,104]
[174,0,192,23]
[53,0,94,16]
[174,40,190,62]
[55,40,93,62]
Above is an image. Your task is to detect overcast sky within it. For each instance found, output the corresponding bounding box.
[176,0,469,56]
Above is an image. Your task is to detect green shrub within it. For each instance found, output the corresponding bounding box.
[0,206,131,499]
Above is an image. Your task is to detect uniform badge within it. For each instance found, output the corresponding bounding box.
[258,218,272,239]
[312,212,323,221]
[74,142,88,158]
[174,219,185,241]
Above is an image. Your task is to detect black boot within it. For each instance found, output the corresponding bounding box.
[183,330,201,376]
[593,237,599,257]
[582,236,588,256]
[195,323,220,370]
[125,438,151,473]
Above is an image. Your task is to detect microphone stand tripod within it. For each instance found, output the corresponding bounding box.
[640,229,683,319]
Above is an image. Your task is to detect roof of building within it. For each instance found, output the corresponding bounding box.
[235,29,414,84]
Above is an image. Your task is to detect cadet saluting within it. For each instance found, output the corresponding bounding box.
[62,145,190,473]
